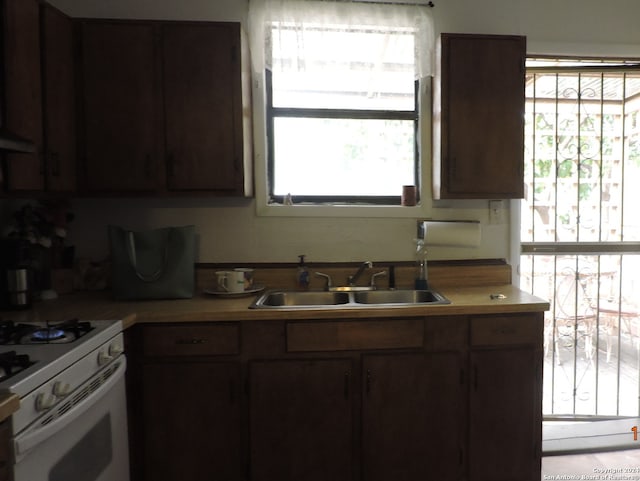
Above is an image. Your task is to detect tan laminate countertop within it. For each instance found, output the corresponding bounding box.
[0,284,547,422]
[3,284,549,330]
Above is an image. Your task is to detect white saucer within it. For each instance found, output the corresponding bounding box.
[203,285,266,298]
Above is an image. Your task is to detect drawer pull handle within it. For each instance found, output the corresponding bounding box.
[497,328,516,335]
[176,338,207,345]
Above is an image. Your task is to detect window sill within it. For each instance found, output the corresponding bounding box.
[256,202,430,218]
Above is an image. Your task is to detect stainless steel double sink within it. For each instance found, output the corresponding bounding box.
[250,288,450,309]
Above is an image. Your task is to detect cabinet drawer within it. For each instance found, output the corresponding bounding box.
[287,319,424,352]
[470,314,542,346]
[143,323,240,356]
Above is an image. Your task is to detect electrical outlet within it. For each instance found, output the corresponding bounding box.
[489,200,506,224]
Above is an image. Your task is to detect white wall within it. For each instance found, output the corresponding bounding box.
[33,0,640,264]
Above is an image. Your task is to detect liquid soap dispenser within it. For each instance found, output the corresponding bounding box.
[415,238,429,290]
[297,255,310,289]
[414,221,429,290]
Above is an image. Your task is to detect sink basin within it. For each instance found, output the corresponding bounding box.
[353,289,449,305]
[253,290,350,307]
[250,289,449,309]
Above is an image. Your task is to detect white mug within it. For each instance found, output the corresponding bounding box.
[234,268,254,290]
[216,270,245,293]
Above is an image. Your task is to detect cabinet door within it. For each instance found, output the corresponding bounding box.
[79,21,162,192]
[363,352,465,481]
[41,4,76,192]
[469,347,540,481]
[2,0,44,191]
[0,421,9,481]
[162,23,243,193]
[249,359,353,481]
[434,34,525,199]
[142,361,243,481]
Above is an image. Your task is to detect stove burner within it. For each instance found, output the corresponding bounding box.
[0,319,93,345]
[31,328,66,342]
[0,350,33,382]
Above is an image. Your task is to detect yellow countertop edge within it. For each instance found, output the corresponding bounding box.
[122,284,549,328]
[0,394,20,423]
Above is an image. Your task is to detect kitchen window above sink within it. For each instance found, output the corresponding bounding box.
[248,0,434,209]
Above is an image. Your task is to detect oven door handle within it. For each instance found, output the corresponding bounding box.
[14,356,126,459]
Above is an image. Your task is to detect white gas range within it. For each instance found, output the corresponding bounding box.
[0,319,130,481]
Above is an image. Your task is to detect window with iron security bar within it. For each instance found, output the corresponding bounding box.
[520,59,640,418]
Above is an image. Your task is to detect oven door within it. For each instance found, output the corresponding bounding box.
[12,356,129,481]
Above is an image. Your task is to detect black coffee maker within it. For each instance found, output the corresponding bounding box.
[0,238,32,309]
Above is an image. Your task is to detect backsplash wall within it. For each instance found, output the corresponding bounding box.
[66,197,502,263]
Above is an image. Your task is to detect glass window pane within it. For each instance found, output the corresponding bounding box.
[271,26,415,111]
[272,117,415,196]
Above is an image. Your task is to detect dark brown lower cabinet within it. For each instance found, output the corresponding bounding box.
[469,314,543,481]
[0,421,9,481]
[127,313,543,481]
[249,359,354,481]
[141,361,243,481]
[469,348,540,481]
[362,352,466,481]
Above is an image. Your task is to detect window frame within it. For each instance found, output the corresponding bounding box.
[264,58,422,206]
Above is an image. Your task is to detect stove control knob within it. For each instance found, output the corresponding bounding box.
[53,381,72,397]
[109,342,124,357]
[36,392,57,411]
[97,350,114,366]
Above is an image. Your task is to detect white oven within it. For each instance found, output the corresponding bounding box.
[0,319,129,481]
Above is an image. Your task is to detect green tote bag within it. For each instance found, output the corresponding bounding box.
[108,225,196,300]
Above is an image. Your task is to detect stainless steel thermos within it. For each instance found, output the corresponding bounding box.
[1,238,33,310]
[6,268,31,309]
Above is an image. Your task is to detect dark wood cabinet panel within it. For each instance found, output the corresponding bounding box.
[469,314,543,481]
[362,352,465,481]
[78,20,251,196]
[2,0,44,191]
[249,359,354,481]
[141,361,243,481]
[41,3,76,192]
[433,33,526,199]
[163,23,243,192]
[0,420,9,481]
[79,21,162,192]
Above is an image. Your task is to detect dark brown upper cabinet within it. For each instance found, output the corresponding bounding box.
[433,33,526,199]
[163,22,249,194]
[78,20,252,196]
[1,0,44,192]
[78,21,163,193]
[0,0,76,194]
[41,3,76,193]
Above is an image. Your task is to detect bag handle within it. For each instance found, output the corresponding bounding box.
[126,230,170,282]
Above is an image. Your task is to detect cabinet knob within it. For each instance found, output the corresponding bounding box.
[176,338,207,345]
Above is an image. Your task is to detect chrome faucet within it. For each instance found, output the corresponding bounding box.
[348,261,372,286]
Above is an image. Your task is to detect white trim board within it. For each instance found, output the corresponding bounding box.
[543,418,640,456]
